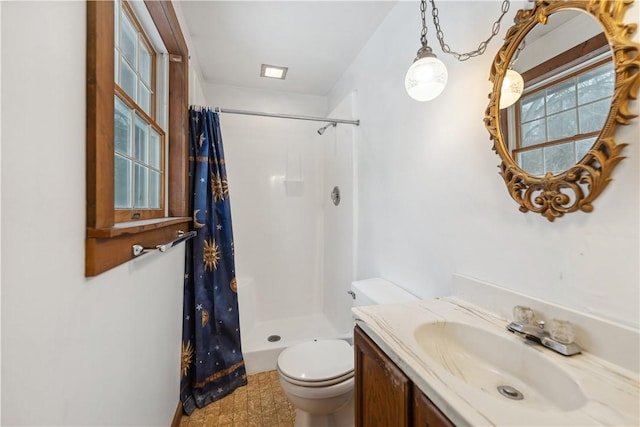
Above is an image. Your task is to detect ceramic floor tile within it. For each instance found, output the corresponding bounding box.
[180,370,296,427]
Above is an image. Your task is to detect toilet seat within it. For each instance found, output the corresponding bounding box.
[277,339,353,387]
[279,369,354,387]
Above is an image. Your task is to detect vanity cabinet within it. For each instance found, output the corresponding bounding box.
[412,384,454,427]
[354,326,454,427]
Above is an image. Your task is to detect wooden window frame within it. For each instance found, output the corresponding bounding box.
[86,0,190,276]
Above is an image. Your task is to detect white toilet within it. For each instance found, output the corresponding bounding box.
[277,278,418,427]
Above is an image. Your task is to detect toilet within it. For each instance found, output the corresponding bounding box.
[277,278,418,427]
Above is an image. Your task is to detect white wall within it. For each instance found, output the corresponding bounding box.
[1,2,202,425]
[329,1,639,328]
[322,92,357,334]
[0,1,3,421]
[514,11,605,73]
[203,83,329,322]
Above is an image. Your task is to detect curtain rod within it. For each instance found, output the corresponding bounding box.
[216,107,360,126]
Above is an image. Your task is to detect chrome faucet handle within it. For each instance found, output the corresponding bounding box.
[536,320,545,330]
[513,305,535,324]
[547,319,575,344]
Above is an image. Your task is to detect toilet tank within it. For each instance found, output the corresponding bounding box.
[351,278,418,307]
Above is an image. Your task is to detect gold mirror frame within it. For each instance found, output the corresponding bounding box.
[485,0,639,222]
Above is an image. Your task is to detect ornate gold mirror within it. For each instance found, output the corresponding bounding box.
[485,0,639,222]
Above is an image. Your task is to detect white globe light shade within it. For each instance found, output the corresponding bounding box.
[405,56,448,101]
[499,69,524,109]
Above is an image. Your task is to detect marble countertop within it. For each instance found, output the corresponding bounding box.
[353,297,639,426]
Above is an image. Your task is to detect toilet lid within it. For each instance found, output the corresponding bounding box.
[277,339,353,382]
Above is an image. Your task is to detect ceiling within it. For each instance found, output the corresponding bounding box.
[179,1,397,96]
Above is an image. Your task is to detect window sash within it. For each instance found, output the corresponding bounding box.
[114,88,165,221]
[113,115,165,220]
[512,58,613,175]
[115,1,157,119]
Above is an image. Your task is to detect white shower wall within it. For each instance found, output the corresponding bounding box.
[201,84,357,371]
[322,93,358,335]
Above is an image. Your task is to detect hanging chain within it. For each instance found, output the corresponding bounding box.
[420,0,428,46]
[509,39,527,67]
[429,0,511,61]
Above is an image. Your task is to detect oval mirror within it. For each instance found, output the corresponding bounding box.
[484,0,639,222]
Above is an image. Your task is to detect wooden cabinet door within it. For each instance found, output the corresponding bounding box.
[413,384,454,427]
[354,326,412,427]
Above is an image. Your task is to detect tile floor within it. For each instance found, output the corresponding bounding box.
[179,370,296,427]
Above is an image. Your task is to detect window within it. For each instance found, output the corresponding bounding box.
[504,32,613,176]
[114,1,165,221]
[514,60,614,175]
[86,1,190,276]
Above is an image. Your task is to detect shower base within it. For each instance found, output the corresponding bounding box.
[241,313,349,374]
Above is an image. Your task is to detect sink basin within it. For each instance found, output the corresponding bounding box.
[413,322,587,411]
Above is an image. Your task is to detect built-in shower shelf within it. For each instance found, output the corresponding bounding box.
[283,178,304,196]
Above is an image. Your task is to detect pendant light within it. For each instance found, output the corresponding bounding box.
[405,0,447,101]
[405,0,512,102]
[499,39,526,109]
[499,69,524,109]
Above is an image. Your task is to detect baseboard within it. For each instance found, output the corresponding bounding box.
[170,401,183,427]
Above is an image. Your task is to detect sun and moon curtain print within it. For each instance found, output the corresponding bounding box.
[181,107,247,414]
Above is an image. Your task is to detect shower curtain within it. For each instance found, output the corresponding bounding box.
[180,107,247,414]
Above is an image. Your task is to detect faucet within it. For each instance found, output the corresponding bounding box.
[506,306,582,356]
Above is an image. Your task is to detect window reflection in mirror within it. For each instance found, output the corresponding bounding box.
[502,10,613,176]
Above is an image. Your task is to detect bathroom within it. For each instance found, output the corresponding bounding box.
[1,0,638,426]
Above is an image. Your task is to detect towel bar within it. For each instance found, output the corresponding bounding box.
[132,230,196,257]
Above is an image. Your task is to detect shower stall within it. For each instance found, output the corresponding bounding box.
[217,93,358,373]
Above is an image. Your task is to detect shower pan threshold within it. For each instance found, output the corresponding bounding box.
[241,313,350,374]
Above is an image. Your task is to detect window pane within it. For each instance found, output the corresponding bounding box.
[519,149,544,176]
[547,109,577,141]
[120,60,136,101]
[114,48,119,83]
[520,92,546,122]
[149,171,161,209]
[139,84,151,116]
[576,137,597,162]
[134,116,148,163]
[150,129,161,169]
[578,98,610,134]
[546,79,576,115]
[120,12,137,68]
[134,164,149,208]
[544,143,575,174]
[578,62,614,104]
[115,154,131,208]
[114,97,131,155]
[521,118,546,147]
[139,42,152,85]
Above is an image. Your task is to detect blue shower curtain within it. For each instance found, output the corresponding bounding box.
[180,107,247,414]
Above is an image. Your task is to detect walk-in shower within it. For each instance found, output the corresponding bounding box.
[217,100,359,373]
